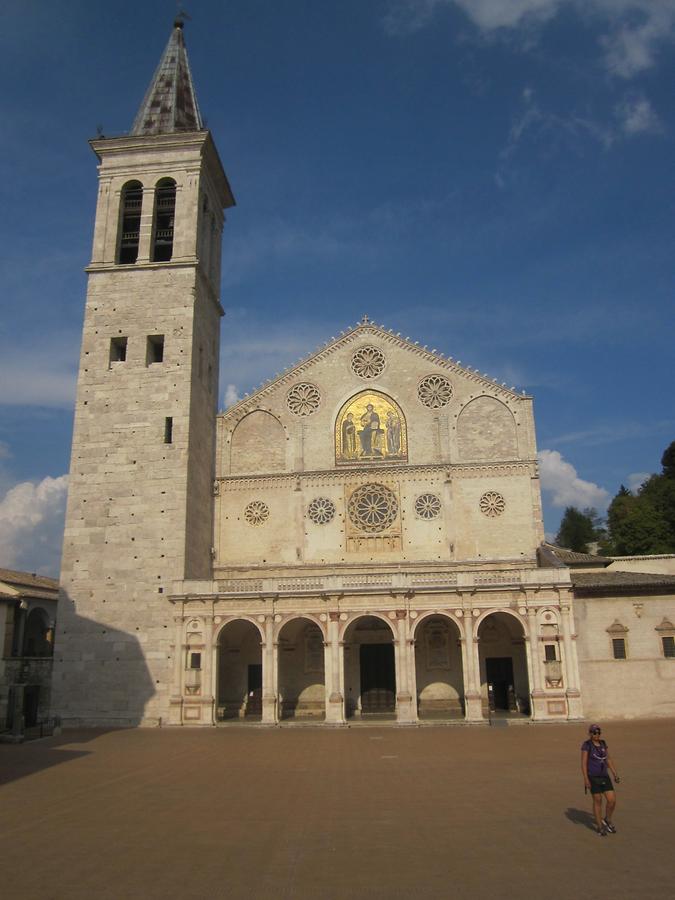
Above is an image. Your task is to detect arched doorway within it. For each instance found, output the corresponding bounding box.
[477,613,530,717]
[414,615,464,720]
[277,618,326,721]
[23,607,53,657]
[343,616,396,719]
[216,620,263,721]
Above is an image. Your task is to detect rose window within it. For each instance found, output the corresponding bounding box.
[307,497,336,525]
[244,500,269,526]
[418,374,453,409]
[415,493,442,520]
[479,491,505,517]
[348,483,398,533]
[351,346,385,379]
[287,382,320,416]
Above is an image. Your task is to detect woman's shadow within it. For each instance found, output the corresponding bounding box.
[565,808,596,831]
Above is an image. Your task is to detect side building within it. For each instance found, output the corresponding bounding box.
[1,568,58,735]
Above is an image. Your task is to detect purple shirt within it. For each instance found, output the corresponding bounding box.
[582,739,608,776]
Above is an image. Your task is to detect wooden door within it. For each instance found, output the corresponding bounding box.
[360,644,395,713]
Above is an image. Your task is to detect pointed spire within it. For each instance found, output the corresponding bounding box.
[131,19,203,136]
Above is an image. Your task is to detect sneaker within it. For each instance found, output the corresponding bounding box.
[596,826,607,836]
[602,819,616,834]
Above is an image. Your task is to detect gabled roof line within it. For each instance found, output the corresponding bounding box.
[220,318,529,421]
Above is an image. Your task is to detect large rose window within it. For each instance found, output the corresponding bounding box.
[348,483,398,533]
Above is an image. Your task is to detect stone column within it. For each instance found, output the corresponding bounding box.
[201,615,215,726]
[561,601,583,719]
[169,614,184,725]
[526,607,546,720]
[395,610,415,723]
[262,615,277,724]
[137,187,155,263]
[463,611,483,721]
[325,612,345,725]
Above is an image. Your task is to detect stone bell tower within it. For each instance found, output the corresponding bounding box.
[52,20,235,725]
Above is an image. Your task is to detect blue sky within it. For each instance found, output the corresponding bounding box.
[1,0,673,574]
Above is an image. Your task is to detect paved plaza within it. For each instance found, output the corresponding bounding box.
[1,720,673,899]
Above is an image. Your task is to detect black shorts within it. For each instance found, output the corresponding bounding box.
[589,774,614,794]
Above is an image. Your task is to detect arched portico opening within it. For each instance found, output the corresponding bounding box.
[477,612,530,718]
[343,616,396,719]
[277,618,326,721]
[216,619,263,721]
[23,607,53,657]
[414,615,464,720]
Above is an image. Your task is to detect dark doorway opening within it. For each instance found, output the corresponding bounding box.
[246,664,262,717]
[360,644,395,714]
[486,657,514,711]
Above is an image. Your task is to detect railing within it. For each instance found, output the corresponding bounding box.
[185,565,571,598]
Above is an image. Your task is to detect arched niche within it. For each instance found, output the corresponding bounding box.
[457,396,517,462]
[335,390,407,465]
[230,410,286,475]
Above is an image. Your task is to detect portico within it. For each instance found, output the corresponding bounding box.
[169,563,582,726]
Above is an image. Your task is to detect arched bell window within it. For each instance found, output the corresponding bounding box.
[117,180,143,264]
[152,178,176,262]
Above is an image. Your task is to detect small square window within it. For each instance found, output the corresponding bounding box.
[189,652,201,670]
[109,336,127,364]
[612,638,627,660]
[544,644,557,662]
[146,334,164,364]
[662,636,675,658]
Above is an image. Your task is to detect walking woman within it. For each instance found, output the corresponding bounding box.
[581,724,620,836]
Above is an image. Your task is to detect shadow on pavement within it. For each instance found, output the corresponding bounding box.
[0,729,110,786]
[565,807,596,831]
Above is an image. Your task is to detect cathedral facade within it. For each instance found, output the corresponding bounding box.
[51,23,674,728]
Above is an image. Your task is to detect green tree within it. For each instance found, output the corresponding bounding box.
[555,507,598,553]
[661,441,675,479]
[606,444,675,555]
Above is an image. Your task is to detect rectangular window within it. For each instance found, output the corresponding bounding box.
[612,638,627,660]
[544,644,557,662]
[109,336,127,364]
[662,636,675,658]
[189,652,201,670]
[146,334,164,364]
[164,416,173,444]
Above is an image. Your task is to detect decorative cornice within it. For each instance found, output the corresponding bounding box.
[215,460,537,490]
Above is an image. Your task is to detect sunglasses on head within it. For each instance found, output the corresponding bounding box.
[591,729,601,734]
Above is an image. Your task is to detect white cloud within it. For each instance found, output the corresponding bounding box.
[538,449,610,509]
[627,471,650,494]
[615,94,662,135]
[384,1,675,78]
[0,475,68,576]
[223,384,240,407]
